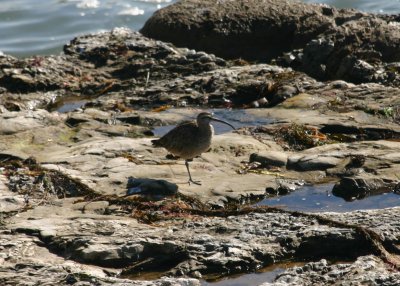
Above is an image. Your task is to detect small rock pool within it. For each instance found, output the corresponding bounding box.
[201,261,305,286]
[257,184,400,212]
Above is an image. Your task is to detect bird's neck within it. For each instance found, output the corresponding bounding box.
[198,121,211,130]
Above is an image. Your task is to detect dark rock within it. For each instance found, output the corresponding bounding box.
[345,155,366,169]
[117,115,141,125]
[229,80,271,106]
[141,0,400,85]
[141,0,340,61]
[65,116,89,127]
[332,175,398,201]
[280,16,400,84]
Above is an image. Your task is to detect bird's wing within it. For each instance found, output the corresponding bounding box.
[157,122,200,155]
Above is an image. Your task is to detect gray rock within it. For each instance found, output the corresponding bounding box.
[284,16,400,84]
[7,204,359,276]
[72,201,110,214]
[250,151,288,167]
[262,256,400,285]
[290,154,342,171]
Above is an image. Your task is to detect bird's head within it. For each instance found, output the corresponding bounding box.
[196,112,235,130]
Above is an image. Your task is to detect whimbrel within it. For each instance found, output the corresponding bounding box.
[152,112,235,185]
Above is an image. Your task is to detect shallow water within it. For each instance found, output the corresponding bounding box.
[55,99,88,113]
[0,0,176,57]
[201,261,310,286]
[257,184,400,212]
[1,1,399,58]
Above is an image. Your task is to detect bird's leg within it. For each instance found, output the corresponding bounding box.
[185,159,201,185]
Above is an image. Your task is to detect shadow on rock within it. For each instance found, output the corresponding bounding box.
[126,177,178,200]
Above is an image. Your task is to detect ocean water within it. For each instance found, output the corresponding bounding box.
[0,1,399,57]
[303,0,400,14]
[0,0,176,57]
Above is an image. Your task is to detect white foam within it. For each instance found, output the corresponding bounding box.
[118,7,145,16]
[76,0,100,9]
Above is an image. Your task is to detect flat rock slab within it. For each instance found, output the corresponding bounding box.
[3,193,400,283]
[0,231,199,285]
[3,197,371,275]
[1,107,400,205]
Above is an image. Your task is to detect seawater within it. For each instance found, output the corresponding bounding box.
[0,1,399,58]
[0,0,176,57]
[303,0,400,14]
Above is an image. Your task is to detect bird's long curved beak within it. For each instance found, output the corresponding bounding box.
[210,117,236,130]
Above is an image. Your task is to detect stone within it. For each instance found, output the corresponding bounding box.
[262,256,400,285]
[290,154,342,171]
[141,0,341,61]
[249,151,288,167]
[332,175,398,201]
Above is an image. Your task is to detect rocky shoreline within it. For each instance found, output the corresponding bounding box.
[1,0,400,285]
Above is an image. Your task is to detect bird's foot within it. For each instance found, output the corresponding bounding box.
[188,178,201,186]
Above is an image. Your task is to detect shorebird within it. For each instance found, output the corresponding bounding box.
[152,112,235,185]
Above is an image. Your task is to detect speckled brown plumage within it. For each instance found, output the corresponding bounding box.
[152,112,235,185]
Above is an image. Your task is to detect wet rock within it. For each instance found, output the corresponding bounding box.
[332,175,398,201]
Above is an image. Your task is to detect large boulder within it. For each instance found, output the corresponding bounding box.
[141,0,342,61]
